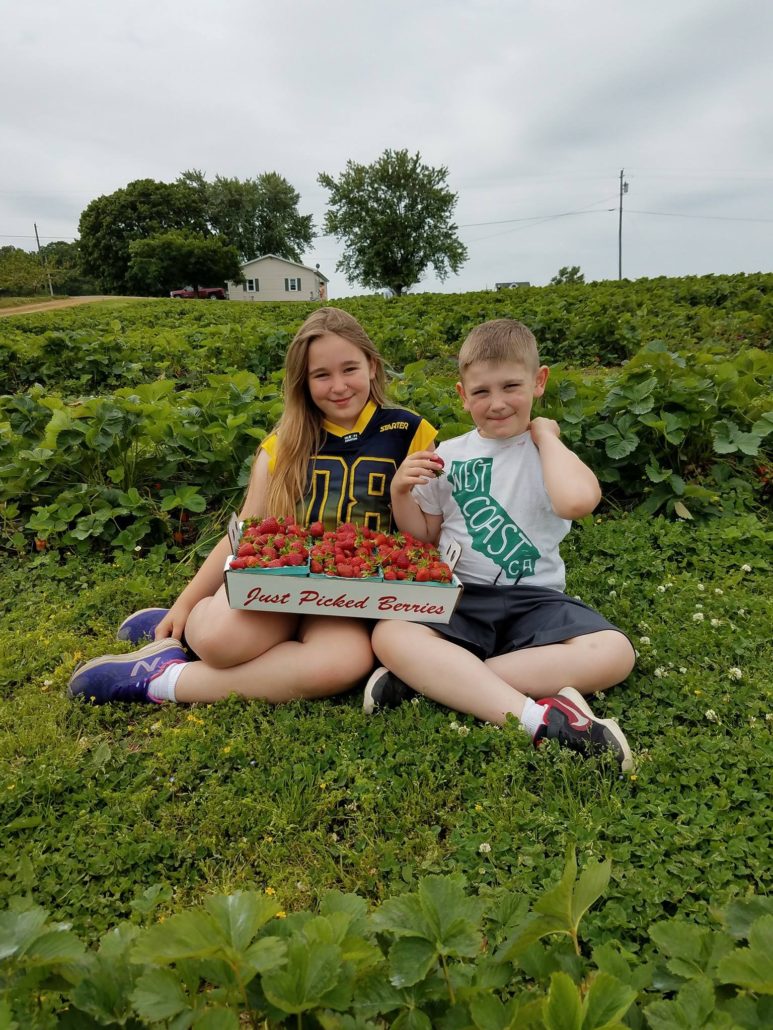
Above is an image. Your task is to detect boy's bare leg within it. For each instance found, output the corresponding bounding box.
[174,614,374,704]
[485,630,635,699]
[371,621,528,724]
[184,586,299,668]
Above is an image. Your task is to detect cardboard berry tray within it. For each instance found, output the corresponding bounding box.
[223,516,463,623]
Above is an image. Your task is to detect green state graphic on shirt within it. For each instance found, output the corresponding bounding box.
[449,457,540,580]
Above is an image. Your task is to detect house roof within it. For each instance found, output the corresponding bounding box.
[240,254,329,282]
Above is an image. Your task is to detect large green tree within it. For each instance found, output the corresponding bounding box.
[318,149,468,295]
[178,170,314,262]
[39,240,99,295]
[127,231,242,296]
[78,179,207,293]
[0,246,50,295]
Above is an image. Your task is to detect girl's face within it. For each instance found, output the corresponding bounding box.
[306,332,377,429]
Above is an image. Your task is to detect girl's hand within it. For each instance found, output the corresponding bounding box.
[154,604,191,642]
[391,451,445,496]
[529,417,560,447]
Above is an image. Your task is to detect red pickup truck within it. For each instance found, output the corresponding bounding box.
[169,286,227,300]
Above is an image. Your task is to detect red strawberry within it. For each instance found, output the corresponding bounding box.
[309,521,324,538]
[257,516,281,534]
[237,542,256,557]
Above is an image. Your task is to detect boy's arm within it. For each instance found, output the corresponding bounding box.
[390,450,444,543]
[529,417,602,520]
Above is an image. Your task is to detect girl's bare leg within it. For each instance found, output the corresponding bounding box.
[184,586,299,668]
[485,630,635,699]
[175,614,375,704]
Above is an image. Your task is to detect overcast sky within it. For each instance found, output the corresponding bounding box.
[2,0,772,297]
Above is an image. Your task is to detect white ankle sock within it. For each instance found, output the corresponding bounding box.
[520,697,546,739]
[147,661,186,703]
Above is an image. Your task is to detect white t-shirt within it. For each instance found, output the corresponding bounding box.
[412,429,571,590]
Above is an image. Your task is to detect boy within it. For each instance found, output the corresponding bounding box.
[365,319,636,771]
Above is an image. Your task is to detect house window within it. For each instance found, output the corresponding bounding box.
[246,278,258,292]
[285,277,301,292]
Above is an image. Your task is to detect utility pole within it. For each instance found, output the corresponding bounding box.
[618,169,629,281]
[34,223,55,297]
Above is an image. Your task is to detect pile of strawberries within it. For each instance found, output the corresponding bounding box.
[377,531,453,583]
[309,523,380,579]
[229,519,453,583]
[228,516,310,570]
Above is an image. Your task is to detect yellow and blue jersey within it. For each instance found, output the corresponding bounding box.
[261,401,436,531]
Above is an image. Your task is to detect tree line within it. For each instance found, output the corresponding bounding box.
[0,151,468,299]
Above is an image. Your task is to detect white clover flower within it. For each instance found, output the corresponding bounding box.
[639,636,651,645]
[714,588,724,595]
[695,602,704,609]
[692,612,704,622]
[766,714,773,722]
[741,564,752,573]
[697,583,705,592]
[711,618,722,627]
[728,667,743,681]
[457,725,470,737]
[679,667,688,674]
[705,709,720,723]
[654,667,665,678]
[450,721,460,730]
[609,590,617,598]
[657,585,666,593]
[478,842,492,854]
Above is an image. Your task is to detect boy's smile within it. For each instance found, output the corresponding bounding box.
[457,359,549,439]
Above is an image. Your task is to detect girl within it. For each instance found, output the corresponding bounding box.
[68,308,436,705]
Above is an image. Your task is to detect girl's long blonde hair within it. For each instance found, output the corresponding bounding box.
[264,308,387,519]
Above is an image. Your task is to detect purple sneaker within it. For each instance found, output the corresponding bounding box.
[534,687,632,772]
[116,608,170,644]
[67,639,187,704]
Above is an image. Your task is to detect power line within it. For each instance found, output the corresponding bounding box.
[627,209,773,224]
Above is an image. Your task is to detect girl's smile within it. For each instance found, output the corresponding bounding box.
[307,333,376,429]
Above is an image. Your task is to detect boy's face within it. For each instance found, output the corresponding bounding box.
[456,360,549,439]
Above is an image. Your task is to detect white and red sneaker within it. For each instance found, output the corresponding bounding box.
[533,688,632,772]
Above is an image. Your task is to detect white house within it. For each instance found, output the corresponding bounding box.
[228,255,329,303]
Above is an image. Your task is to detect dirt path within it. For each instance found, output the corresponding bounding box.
[0,296,150,317]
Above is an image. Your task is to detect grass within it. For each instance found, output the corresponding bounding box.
[1,512,770,957]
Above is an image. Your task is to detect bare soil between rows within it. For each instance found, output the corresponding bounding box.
[0,296,151,317]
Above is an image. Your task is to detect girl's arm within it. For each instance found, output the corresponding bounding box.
[390,450,444,543]
[154,450,271,639]
[529,417,601,519]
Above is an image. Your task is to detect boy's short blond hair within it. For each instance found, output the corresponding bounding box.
[458,319,540,376]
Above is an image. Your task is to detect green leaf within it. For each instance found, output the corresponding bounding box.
[722,897,773,939]
[203,891,280,951]
[717,915,773,992]
[673,501,693,520]
[570,858,611,930]
[371,892,433,940]
[0,906,50,960]
[131,968,190,1022]
[392,1009,434,1030]
[23,929,85,965]
[417,875,484,957]
[388,936,438,988]
[649,919,706,963]
[134,910,221,963]
[192,1008,240,1030]
[261,938,343,1014]
[581,971,636,1028]
[544,971,582,1030]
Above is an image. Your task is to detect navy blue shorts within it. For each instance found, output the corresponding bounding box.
[424,582,625,661]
